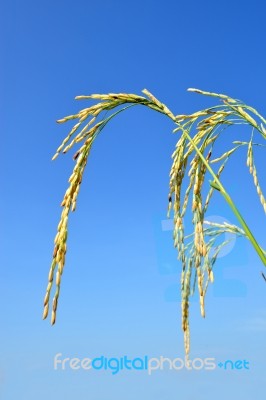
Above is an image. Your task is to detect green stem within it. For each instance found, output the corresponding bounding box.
[177,125,266,267]
[222,191,266,266]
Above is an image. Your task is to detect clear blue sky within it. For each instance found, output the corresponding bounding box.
[1,0,266,399]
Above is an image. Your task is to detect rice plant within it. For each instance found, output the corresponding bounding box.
[43,88,266,354]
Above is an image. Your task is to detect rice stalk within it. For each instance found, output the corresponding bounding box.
[246,135,266,213]
[45,87,266,356]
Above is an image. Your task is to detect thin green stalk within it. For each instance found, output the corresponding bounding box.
[222,191,266,266]
[175,123,266,267]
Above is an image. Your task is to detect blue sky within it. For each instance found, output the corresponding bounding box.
[1,0,266,399]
